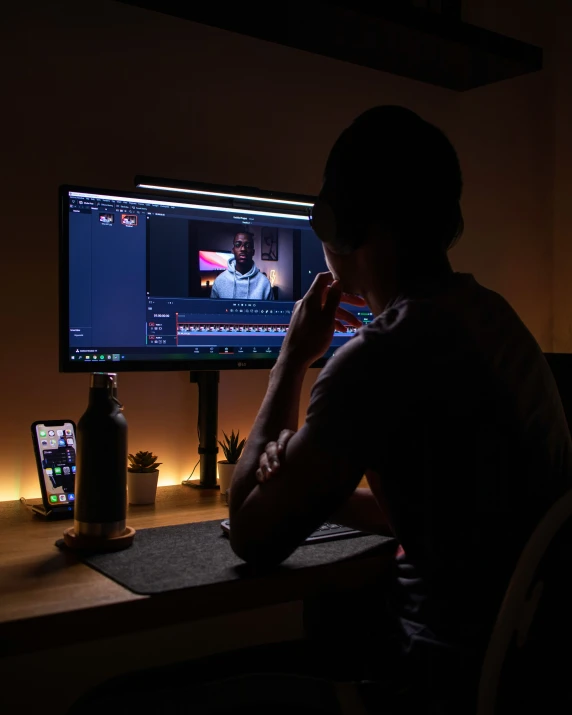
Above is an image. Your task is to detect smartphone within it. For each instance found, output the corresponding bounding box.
[31,420,77,518]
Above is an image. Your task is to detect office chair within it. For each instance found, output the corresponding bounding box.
[476,488,572,715]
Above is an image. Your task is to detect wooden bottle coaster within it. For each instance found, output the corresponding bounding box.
[62,526,136,552]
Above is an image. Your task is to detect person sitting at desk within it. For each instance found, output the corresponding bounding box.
[210,231,274,300]
[229,106,572,714]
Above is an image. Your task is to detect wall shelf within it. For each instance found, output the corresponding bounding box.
[120,1,543,91]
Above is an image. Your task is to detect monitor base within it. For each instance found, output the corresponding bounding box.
[182,482,220,490]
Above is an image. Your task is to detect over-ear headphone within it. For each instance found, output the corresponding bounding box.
[310,187,463,256]
[309,190,369,256]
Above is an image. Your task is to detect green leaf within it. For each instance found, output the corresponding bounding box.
[216,429,246,463]
[128,449,160,472]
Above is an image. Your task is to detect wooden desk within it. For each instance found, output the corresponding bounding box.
[1,486,225,626]
[0,485,395,714]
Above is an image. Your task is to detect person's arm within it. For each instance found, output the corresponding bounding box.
[228,358,305,526]
[210,281,220,299]
[229,273,368,566]
[328,487,394,536]
[256,436,394,537]
[229,367,366,566]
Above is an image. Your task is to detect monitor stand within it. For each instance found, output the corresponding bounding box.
[187,371,220,489]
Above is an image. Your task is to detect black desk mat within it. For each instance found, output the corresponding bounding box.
[56,520,394,595]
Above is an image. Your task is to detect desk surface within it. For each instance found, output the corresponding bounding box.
[0,485,395,658]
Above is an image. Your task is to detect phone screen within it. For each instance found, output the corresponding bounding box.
[33,422,76,507]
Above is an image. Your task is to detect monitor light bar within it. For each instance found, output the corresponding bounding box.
[136,183,314,209]
[69,191,309,221]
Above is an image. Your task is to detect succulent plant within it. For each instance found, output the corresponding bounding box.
[218,430,246,464]
[128,451,162,473]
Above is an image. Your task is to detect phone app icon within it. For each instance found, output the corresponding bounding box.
[45,468,53,476]
[63,466,70,475]
[54,466,62,475]
[66,438,74,446]
[48,430,55,437]
[41,440,48,446]
[58,439,66,447]
[39,430,46,438]
[49,439,57,447]
[49,495,58,503]
[65,429,72,436]
[68,493,75,501]
[57,430,64,437]
[71,465,76,474]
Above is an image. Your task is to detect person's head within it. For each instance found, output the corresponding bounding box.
[232,231,255,273]
[311,105,464,297]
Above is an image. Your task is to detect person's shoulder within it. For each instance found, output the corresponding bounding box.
[316,326,383,386]
[216,268,233,279]
[318,299,420,372]
[442,272,535,345]
[357,297,433,352]
[318,274,500,379]
[359,273,513,343]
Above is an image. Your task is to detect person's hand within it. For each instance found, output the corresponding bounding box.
[279,272,367,369]
[256,429,295,483]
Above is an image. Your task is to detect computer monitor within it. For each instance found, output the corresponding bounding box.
[59,183,373,373]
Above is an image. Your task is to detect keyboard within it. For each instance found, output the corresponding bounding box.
[220,519,366,544]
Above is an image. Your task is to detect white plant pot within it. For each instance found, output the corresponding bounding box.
[127,470,159,505]
[217,461,236,498]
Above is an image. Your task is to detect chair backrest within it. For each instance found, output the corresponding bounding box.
[476,488,572,715]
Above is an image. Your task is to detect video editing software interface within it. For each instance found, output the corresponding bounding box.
[64,188,373,367]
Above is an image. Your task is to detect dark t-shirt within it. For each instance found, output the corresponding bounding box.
[303,272,572,703]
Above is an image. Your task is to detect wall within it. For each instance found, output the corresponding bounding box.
[552,0,572,351]
[454,0,555,350]
[0,0,555,500]
[258,229,295,301]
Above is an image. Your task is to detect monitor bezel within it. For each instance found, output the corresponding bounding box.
[59,183,326,373]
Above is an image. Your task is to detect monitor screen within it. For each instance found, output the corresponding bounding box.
[59,184,373,371]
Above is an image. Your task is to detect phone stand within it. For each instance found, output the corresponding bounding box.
[31,504,74,520]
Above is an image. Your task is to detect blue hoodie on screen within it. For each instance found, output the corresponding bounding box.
[210,257,274,300]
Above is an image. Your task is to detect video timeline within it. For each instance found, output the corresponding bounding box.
[177,322,289,336]
[173,321,360,336]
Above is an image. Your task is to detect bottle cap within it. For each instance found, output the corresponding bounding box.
[90,373,115,389]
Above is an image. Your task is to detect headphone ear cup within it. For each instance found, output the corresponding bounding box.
[310,197,336,244]
[310,198,354,255]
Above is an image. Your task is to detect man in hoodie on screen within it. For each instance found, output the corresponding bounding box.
[210,232,274,300]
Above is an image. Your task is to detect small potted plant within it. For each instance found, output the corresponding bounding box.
[127,450,162,505]
[218,430,246,499]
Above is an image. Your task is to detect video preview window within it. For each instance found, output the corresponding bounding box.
[148,217,299,302]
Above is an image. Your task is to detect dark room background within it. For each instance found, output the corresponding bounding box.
[2,0,570,501]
